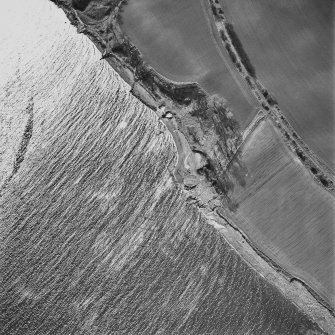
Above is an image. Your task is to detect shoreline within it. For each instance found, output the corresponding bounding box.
[50,0,335,332]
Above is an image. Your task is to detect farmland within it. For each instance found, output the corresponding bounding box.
[230,119,335,308]
[222,0,335,168]
[121,0,258,127]
[1,1,331,333]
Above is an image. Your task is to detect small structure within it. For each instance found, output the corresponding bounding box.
[162,111,174,119]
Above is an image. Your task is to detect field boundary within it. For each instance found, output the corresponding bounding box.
[224,109,266,170]
[216,207,335,317]
[207,0,335,194]
[225,116,335,313]
[199,0,258,127]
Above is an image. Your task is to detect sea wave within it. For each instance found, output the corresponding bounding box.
[0,0,324,334]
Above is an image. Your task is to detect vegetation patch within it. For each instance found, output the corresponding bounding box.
[225,23,256,77]
[225,44,237,64]
[186,97,242,206]
[262,89,278,105]
[296,149,306,162]
[72,0,91,11]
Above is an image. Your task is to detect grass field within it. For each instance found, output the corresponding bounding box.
[121,0,258,127]
[222,0,335,168]
[231,119,335,307]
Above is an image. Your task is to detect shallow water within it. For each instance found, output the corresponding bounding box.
[0,0,325,334]
[223,0,335,169]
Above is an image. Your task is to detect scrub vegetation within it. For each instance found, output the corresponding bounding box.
[72,0,90,11]
[224,23,256,78]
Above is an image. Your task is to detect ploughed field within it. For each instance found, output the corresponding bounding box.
[230,119,335,308]
[121,0,258,127]
[222,0,335,168]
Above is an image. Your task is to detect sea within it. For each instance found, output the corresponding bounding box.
[0,0,324,334]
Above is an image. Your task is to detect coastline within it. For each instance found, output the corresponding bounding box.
[50,0,335,332]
